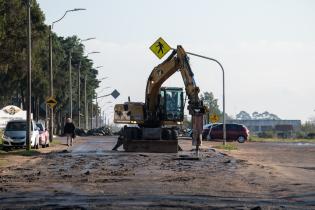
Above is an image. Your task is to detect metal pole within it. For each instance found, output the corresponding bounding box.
[49,25,53,143]
[47,8,85,140]
[78,60,81,128]
[96,93,98,128]
[26,0,32,151]
[84,75,88,130]
[186,51,226,145]
[69,50,72,119]
[102,110,105,126]
[91,99,93,129]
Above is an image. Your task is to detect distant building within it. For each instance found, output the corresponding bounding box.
[227,119,301,134]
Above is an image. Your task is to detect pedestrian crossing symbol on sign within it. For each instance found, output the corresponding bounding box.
[210,114,219,123]
[46,96,57,109]
[150,37,171,59]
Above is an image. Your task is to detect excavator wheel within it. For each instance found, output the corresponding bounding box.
[162,128,172,140]
[124,127,141,140]
[171,129,178,140]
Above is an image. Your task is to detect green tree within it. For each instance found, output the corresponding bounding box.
[236,111,252,120]
[0,1,100,130]
[0,0,48,108]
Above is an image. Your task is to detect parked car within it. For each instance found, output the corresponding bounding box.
[2,120,40,149]
[36,122,49,148]
[202,123,249,143]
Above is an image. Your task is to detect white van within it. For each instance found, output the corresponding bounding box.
[2,120,40,149]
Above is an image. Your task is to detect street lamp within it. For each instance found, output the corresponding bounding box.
[83,52,101,129]
[48,8,86,142]
[95,74,108,128]
[185,51,227,145]
[77,37,96,128]
[99,86,111,93]
[80,37,96,42]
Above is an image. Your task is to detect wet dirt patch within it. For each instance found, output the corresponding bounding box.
[0,137,314,209]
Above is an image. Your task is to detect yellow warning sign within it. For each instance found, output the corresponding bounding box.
[210,114,219,123]
[46,96,57,109]
[150,37,171,59]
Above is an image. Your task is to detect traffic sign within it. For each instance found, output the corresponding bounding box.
[150,37,171,59]
[46,96,57,109]
[210,114,219,123]
[111,89,120,99]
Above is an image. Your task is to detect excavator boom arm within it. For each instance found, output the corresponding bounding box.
[145,46,205,120]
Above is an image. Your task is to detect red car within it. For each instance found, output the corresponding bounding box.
[202,123,249,143]
[36,122,50,148]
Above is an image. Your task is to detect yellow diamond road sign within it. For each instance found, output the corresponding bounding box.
[46,96,57,109]
[150,37,171,59]
[210,114,219,123]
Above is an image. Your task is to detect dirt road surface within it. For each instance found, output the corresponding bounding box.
[0,136,315,209]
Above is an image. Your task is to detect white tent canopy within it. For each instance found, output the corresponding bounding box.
[0,105,27,128]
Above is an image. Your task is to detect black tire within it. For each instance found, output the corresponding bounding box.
[171,129,178,140]
[162,129,172,140]
[237,136,246,143]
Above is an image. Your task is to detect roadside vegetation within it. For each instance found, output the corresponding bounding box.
[51,139,61,145]
[213,143,238,151]
[249,136,315,143]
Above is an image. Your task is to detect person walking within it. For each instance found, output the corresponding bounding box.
[64,118,75,146]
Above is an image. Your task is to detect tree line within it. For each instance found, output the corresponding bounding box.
[0,0,99,129]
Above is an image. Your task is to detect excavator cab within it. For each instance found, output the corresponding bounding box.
[159,87,184,122]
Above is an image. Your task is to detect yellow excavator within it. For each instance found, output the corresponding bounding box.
[114,45,206,152]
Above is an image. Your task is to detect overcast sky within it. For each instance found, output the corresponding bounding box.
[37,0,315,122]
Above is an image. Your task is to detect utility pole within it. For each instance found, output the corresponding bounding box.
[26,0,32,151]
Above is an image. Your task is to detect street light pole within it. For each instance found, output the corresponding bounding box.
[48,8,86,142]
[84,74,88,130]
[96,93,98,128]
[77,37,96,128]
[186,51,227,145]
[48,25,53,143]
[78,60,81,127]
[83,54,101,129]
[26,0,32,151]
[69,49,72,119]
[90,99,93,129]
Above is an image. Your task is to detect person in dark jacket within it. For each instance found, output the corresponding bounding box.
[64,118,75,146]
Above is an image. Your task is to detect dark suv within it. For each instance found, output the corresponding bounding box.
[202,123,249,143]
